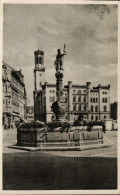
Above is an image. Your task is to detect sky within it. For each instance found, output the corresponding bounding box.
[3,4,118,105]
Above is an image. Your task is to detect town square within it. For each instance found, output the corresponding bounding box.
[2,3,118,191]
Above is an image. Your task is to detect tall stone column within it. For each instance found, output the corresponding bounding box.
[52,48,67,122]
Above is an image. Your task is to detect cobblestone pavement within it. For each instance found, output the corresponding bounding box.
[3,151,117,190]
[3,129,117,190]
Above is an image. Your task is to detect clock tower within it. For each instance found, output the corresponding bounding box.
[34,50,45,91]
[33,50,45,121]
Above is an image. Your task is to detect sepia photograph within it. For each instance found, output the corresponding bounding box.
[2,1,118,192]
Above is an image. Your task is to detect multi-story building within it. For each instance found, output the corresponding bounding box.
[2,61,27,128]
[33,50,111,123]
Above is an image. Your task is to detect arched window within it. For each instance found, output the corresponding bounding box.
[84,106,86,111]
[83,96,86,102]
[73,105,76,111]
[96,116,98,120]
[91,98,92,103]
[91,105,93,112]
[93,98,95,103]
[105,98,107,103]
[73,96,76,102]
[104,106,107,112]
[78,105,81,111]
[95,106,98,112]
[91,115,94,120]
[78,96,81,102]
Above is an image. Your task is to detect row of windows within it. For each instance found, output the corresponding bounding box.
[103,91,107,95]
[91,105,107,112]
[91,97,107,103]
[73,89,87,94]
[91,106,98,112]
[49,96,55,102]
[91,93,98,96]
[91,115,106,120]
[49,90,55,93]
[11,78,24,93]
[73,96,87,102]
[12,91,24,104]
[73,105,87,111]
[102,98,107,103]
[91,98,98,103]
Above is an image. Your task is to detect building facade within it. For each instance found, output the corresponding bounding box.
[33,50,111,123]
[2,61,27,128]
[36,82,111,123]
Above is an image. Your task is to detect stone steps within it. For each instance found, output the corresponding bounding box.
[8,144,111,151]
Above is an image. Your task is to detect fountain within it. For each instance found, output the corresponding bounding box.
[52,47,67,122]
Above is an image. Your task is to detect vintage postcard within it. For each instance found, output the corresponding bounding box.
[0,0,119,194]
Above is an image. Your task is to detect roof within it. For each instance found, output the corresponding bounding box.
[3,61,16,71]
[64,84,87,88]
[93,84,110,90]
[90,89,99,93]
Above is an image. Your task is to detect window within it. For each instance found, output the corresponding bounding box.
[78,105,81,111]
[95,106,98,112]
[91,105,93,112]
[96,98,98,103]
[49,96,53,102]
[103,92,104,94]
[73,105,76,111]
[102,98,104,103]
[84,106,86,111]
[104,115,106,119]
[83,90,86,93]
[93,98,95,103]
[96,116,98,120]
[83,96,86,102]
[105,98,107,103]
[91,115,94,120]
[104,106,107,112]
[91,98,92,103]
[78,96,81,102]
[73,96,76,102]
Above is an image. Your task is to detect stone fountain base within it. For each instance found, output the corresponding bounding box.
[9,127,110,151]
[16,126,108,150]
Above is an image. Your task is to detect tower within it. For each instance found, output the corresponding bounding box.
[33,50,45,121]
[34,50,45,91]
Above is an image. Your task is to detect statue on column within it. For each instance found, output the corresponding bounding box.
[52,44,67,122]
[54,45,66,71]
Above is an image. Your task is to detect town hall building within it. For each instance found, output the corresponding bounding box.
[33,50,111,123]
